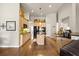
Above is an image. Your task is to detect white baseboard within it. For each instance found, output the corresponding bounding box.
[0,45,19,48]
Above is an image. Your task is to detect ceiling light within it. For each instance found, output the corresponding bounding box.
[49,5,52,8]
[39,22,42,25]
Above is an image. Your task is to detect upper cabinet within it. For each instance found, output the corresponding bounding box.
[19,7,28,29]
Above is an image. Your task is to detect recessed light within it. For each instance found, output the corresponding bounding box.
[49,5,52,8]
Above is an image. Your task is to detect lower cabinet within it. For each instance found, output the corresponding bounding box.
[37,34,45,45]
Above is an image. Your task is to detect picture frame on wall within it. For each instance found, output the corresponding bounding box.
[6,21,16,31]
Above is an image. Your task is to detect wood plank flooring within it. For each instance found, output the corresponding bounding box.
[19,38,59,56]
[0,37,71,56]
[0,48,19,56]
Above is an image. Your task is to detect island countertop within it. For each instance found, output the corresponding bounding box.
[71,32,79,36]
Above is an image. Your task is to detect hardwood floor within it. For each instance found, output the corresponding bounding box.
[0,48,19,56]
[19,38,59,56]
[0,37,59,56]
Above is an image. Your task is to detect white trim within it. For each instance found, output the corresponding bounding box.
[0,46,19,48]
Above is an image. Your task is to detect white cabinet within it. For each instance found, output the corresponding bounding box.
[37,34,45,45]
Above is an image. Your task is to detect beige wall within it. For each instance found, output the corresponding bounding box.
[46,13,56,37]
[76,4,79,33]
[0,3,19,47]
[58,3,77,33]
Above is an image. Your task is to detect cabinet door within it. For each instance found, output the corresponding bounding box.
[37,34,44,45]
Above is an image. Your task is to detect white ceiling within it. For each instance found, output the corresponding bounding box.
[21,3,63,17]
